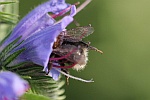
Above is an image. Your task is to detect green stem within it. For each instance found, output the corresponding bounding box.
[0,0,19,41]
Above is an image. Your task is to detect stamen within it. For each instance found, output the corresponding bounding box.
[57,0,91,23]
[51,6,71,18]
[53,67,94,83]
[51,2,80,18]
[53,63,77,68]
[76,0,91,14]
[50,48,77,61]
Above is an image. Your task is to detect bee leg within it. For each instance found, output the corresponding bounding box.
[46,62,52,75]
[61,69,70,85]
[66,75,69,85]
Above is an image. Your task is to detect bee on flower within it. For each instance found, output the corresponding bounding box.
[0,0,102,84]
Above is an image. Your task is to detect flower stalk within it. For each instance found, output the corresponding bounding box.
[0,0,19,40]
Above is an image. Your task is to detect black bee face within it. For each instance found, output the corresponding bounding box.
[50,25,103,71]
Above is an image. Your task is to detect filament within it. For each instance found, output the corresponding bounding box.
[50,48,77,61]
[57,0,91,23]
[54,67,94,83]
[76,0,91,14]
[51,2,80,18]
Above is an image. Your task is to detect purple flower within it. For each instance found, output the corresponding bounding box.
[0,0,71,50]
[14,6,76,81]
[0,0,77,81]
[44,62,61,81]
[43,5,76,81]
[0,71,29,100]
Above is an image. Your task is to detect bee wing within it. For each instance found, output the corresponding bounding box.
[64,25,94,42]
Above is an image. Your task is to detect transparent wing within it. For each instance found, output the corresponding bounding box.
[63,25,94,42]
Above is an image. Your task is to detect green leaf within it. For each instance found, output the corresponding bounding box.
[0,36,22,59]
[5,62,26,70]
[21,93,51,100]
[0,16,17,24]
[0,0,19,41]
[0,1,16,5]
[0,12,19,17]
[7,63,66,100]
[0,1,18,24]
[0,31,12,46]
[0,36,24,70]
[27,74,66,100]
[3,48,25,66]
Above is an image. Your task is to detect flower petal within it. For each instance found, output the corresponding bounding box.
[61,16,73,29]
[1,0,70,50]
[70,5,77,17]
[12,0,70,40]
[10,6,76,68]
[49,68,61,81]
[44,63,61,81]
[0,71,29,99]
[11,23,62,67]
[61,5,76,29]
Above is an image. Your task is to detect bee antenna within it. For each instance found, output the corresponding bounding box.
[54,67,94,83]
[88,46,103,54]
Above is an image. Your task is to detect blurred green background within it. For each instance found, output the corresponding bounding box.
[19,0,150,100]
